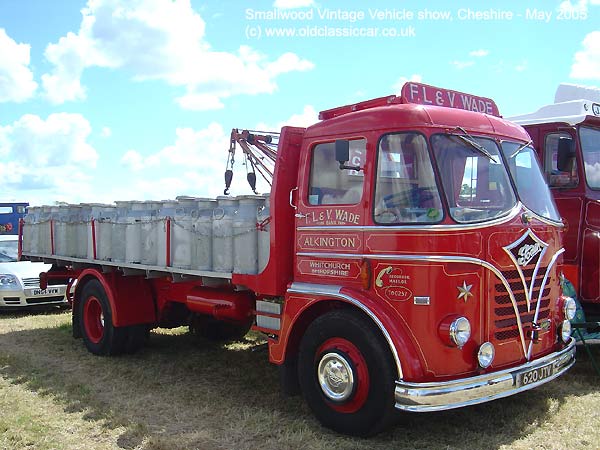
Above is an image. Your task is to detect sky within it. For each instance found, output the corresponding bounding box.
[0,0,599,206]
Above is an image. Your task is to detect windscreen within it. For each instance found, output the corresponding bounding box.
[431,134,517,223]
[373,133,443,224]
[0,239,18,262]
[581,126,600,189]
[501,142,561,222]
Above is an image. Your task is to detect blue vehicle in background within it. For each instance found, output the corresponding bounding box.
[0,202,28,235]
[0,202,69,309]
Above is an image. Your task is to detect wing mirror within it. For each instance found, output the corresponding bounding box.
[335,139,362,171]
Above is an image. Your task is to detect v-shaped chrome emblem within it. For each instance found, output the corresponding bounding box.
[502,229,549,312]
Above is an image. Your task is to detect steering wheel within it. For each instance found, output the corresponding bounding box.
[374,209,399,223]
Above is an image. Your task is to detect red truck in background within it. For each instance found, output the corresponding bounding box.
[510,84,600,317]
[20,82,576,436]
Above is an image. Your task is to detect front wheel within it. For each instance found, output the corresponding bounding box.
[298,309,397,436]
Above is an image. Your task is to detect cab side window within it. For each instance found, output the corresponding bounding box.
[308,140,365,205]
[544,133,579,188]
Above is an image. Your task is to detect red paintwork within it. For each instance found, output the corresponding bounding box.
[186,286,253,323]
[523,119,600,305]
[50,220,55,255]
[17,218,23,260]
[166,218,171,267]
[74,269,156,327]
[91,219,97,260]
[83,295,104,344]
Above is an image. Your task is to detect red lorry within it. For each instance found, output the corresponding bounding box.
[20,82,576,436]
[510,84,600,316]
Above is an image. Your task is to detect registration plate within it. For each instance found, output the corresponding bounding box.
[517,363,554,386]
[31,288,60,296]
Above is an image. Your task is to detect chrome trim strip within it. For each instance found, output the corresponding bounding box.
[295,252,528,357]
[527,248,565,359]
[394,339,575,412]
[521,206,565,228]
[297,204,522,232]
[287,282,404,379]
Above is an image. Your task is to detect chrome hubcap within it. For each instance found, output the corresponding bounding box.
[317,352,354,402]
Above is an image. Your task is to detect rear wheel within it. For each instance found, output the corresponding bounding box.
[298,309,397,436]
[79,280,127,355]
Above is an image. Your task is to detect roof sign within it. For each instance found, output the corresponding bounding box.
[400,82,500,117]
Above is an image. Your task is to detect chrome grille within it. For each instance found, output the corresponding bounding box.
[21,277,40,288]
[493,265,550,341]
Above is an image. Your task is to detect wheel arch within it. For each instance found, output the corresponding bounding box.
[277,283,424,382]
[73,268,156,329]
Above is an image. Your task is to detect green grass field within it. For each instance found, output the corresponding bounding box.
[0,309,598,450]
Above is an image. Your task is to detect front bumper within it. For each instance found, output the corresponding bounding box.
[395,338,576,412]
[0,285,68,308]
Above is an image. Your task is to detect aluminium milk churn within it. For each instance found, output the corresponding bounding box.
[212,196,237,273]
[233,195,261,274]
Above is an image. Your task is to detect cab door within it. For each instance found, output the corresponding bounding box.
[294,138,368,288]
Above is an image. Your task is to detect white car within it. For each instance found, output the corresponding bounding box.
[0,235,68,309]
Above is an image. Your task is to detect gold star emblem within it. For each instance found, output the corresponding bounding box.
[457,281,473,302]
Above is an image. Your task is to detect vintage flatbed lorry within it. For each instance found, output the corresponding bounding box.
[20,82,576,436]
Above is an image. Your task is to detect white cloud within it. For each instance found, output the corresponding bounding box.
[570,31,600,79]
[1,113,97,168]
[274,0,316,8]
[256,105,319,131]
[559,0,590,14]
[450,60,475,70]
[0,113,99,204]
[392,74,423,93]
[119,105,320,200]
[585,162,600,186]
[469,49,489,57]
[101,126,112,138]
[42,0,314,107]
[515,60,528,72]
[0,28,38,103]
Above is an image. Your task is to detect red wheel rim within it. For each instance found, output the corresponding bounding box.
[83,296,104,344]
[316,337,370,413]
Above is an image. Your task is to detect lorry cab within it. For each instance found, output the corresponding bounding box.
[510,84,600,311]
[266,83,575,433]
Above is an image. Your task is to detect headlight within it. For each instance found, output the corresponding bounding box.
[562,297,577,321]
[449,317,471,348]
[560,320,572,343]
[0,274,19,290]
[477,342,495,368]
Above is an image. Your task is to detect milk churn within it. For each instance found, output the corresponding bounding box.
[212,196,238,273]
[171,196,196,269]
[193,198,216,271]
[233,195,261,274]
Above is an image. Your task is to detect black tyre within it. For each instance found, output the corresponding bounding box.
[190,315,252,342]
[298,309,397,436]
[78,280,127,356]
[123,324,150,354]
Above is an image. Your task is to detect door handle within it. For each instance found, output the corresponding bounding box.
[289,187,307,218]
